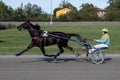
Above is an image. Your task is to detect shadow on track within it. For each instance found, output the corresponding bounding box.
[20,57,82,63]
[20,56,112,64]
[104,57,112,63]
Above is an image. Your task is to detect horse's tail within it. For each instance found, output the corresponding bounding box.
[68,33,83,42]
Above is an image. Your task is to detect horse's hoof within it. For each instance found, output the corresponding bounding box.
[53,58,57,62]
[16,54,21,56]
[53,56,57,62]
[75,53,80,57]
[54,55,57,58]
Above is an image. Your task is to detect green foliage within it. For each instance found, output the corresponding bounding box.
[0,1,48,21]
[78,3,99,21]
[0,1,14,20]
[106,0,120,21]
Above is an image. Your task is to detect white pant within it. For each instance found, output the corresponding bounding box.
[89,44,108,53]
[42,33,48,37]
[94,44,108,49]
[42,31,48,37]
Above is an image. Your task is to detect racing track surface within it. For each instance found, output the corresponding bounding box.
[0,54,120,80]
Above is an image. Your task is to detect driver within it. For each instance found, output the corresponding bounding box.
[89,28,110,53]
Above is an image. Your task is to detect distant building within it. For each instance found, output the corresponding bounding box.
[97,9,106,19]
[56,8,71,18]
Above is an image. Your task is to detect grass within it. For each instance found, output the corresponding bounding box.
[0,26,120,55]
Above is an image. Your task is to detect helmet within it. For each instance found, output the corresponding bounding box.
[102,28,108,33]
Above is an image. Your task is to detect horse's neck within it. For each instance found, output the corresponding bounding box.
[28,28,38,38]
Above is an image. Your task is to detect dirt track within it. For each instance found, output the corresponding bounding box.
[0,54,120,80]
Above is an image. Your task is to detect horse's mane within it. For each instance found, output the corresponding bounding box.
[29,23,41,30]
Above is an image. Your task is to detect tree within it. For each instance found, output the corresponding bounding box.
[59,0,69,8]
[23,3,42,20]
[0,1,48,21]
[0,1,14,20]
[13,3,25,21]
[78,3,99,21]
[32,4,42,17]
[106,0,120,21]
[13,3,43,21]
[13,8,26,21]
[107,0,120,9]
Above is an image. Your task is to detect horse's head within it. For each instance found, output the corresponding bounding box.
[17,20,41,31]
[17,20,31,31]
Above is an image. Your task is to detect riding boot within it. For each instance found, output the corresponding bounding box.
[88,48,96,53]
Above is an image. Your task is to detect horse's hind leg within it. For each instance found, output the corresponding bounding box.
[64,45,80,57]
[54,45,64,60]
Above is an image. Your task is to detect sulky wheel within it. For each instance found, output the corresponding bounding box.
[91,50,105,64]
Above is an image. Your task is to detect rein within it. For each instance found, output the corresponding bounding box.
[49,34,83,44]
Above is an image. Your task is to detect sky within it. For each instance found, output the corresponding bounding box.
[2,0,109,14]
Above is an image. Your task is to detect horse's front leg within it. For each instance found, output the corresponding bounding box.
[39,46,54,57]
[16,43,35,56]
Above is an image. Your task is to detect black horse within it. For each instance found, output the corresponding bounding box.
[16,21,83,60]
